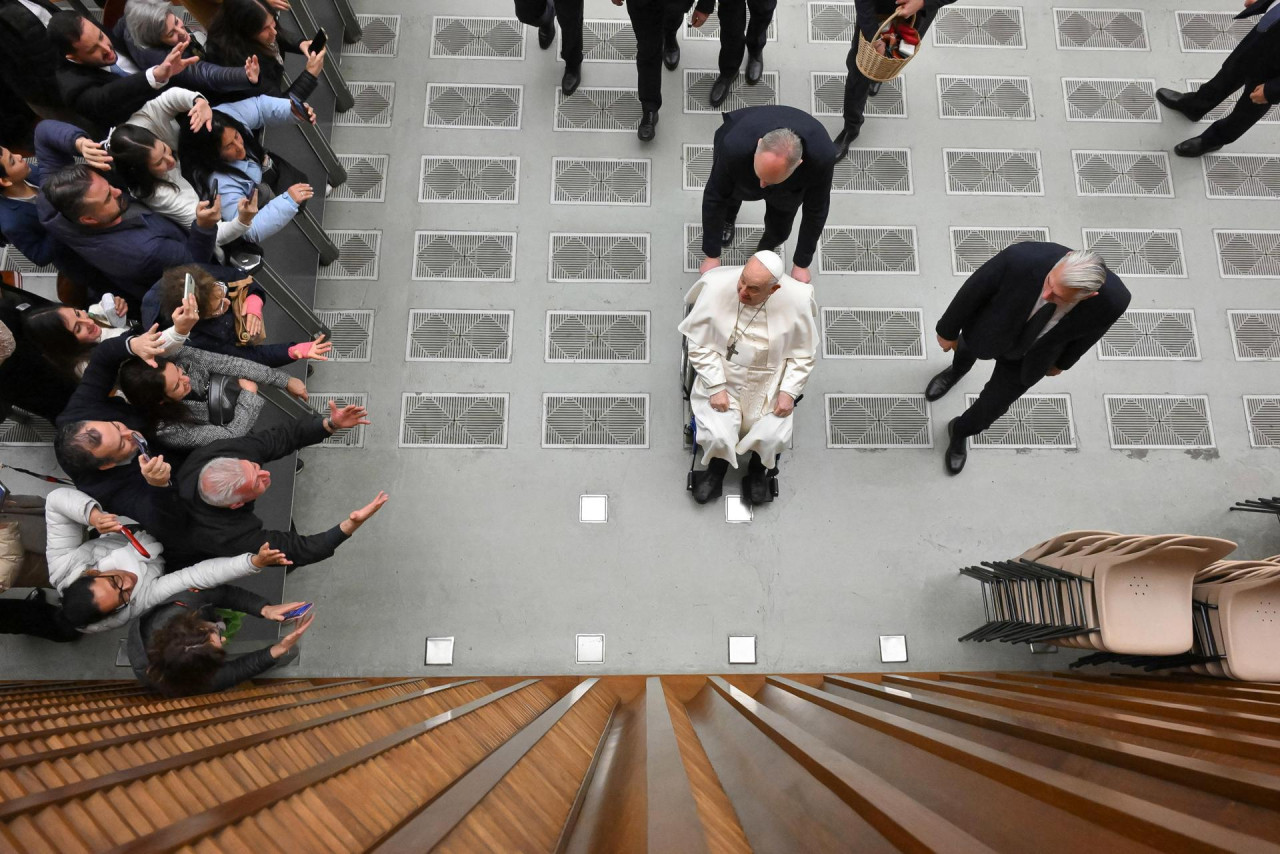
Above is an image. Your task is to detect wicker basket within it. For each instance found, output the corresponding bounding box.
[854,13,918,83]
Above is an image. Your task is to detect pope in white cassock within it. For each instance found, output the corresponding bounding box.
[679,250,819,505]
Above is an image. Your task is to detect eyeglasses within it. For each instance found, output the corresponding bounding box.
[105,574,131,610]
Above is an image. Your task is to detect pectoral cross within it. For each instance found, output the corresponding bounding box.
[725,342,737,359]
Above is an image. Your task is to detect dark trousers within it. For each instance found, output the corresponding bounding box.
[628,0,695,113]
[512,0,585,67]
[1180,31,1276,147]
[715,0,777,76]
[0,595,80,643]
[948,340,1034,441]
[721,194,802,254]
[842,0,936,130]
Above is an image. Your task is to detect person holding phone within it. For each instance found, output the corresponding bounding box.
[129,584,313,696]
[205,0,325,102]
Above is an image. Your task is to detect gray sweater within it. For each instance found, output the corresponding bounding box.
[154,347,293,450]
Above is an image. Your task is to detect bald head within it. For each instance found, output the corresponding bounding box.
[754,128,803,188]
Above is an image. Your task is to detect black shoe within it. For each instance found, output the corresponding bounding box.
[538,20,555,50]
[663,35,680,70]
[691,457,729,504]
[1156,88,1198,119]
[561,64,581,96]
[709,70,738,107]
[833,126,858,160]
[925,366,963,402]
[745,50,763,85]
[295,458,305,473]
[721,219,737,247]
[741,454,774,505]
[945,418,968,476]
[637,109,658,141]
[1174,136,1221,158]
[869,81,882,97]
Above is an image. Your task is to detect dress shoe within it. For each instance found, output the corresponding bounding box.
[833,126,858,160]
[1155,88,1198,119]
[637,109,659,142]
[740,454,773,505]
[709,70,738,108]
[869,81,882,97]
[745,50,764,85]
[945,418,968,476]
[925,366,963,402]
[691,458,729,504]
[1174,136,1221,158]
[537,20,555,50]
[663,34,680,70]
[561,64,581,97]
[721,219,737,247]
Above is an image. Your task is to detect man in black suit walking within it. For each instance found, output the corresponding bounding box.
[699,105,838,284]
[834,0,955,158]
[512,0,585,96]
[689,0,777,107]
[1157,0,1280,156]
[925,243,1131,475]
[614,0,695,141]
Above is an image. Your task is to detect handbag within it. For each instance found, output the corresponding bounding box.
[206,373,242,427]
[226,277,266,346]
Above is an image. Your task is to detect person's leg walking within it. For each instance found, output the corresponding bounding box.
[1200,85,1272,148]
[951,359,1031,440]
[839,0,882,144]
[556,0,584,67]
[628,1,664,138]
[716,0,748,77]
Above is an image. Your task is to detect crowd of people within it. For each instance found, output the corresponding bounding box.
[0,0,388,696]
[0,0,1277,693]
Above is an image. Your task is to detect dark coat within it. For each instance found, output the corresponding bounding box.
[0,161,54,266]
[141,267,296,367]
[1232,0,1280,102]
[171,415,348,568]
[113,19,256,102]
[701,105,838,269]
[55,59,159,129]
[0,0,62,108]
[128,584,294,696]
[0,282,76,421]
[935,241,1131,386]
[54,332,187,540]
[34,120,217,305]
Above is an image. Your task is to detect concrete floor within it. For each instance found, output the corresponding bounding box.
[4,0,1280,678]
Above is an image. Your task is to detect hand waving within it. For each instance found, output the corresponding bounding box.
[251,542,293,568]
[328,400,370,430]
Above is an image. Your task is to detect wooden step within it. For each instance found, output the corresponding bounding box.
[109,679,565,853]
[559,691,647,854]
[0,679,431,800]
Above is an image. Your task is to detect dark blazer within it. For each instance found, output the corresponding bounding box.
[0,161,54,266]
[128,585,295,696]
[1232,0,1280,101]
[171,416,349,569]
[702,105,838,269]
[0,282,76,421]
[0,0,62,108]
[936,242,1131,386]
[54,333,187,539]
[55,60,159,128]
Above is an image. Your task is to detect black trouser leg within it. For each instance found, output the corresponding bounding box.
[513,0,554,28]
[1201,84,1272,147]
[723,196,743,225]
[1180,61,1245,119]
[758,199,801,252]
[0,596,81,643]
[628,4,665,112]
[745,0,776,53]
[952,358,1033,440]
[950,337,978,376]
[556,0,584,67]
[716,0,748,75]
[842,0,887,131]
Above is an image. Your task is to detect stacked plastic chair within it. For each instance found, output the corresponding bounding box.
[1173,558,1280,681]
[959,531,1238,662]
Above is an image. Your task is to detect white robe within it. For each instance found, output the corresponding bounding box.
[680,268,818,469]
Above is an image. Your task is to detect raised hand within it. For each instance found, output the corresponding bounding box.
[251,542,293,568]
[75,137,112,171]
[286,183,314,204]
[237,189,259,225]
[139,453,171,487]
[340,491,389,536]
[244,54,260,85]
[188,98,212,132]
[286,377,308,400]
[261,601,308,622]
[87,506,122,534]
[130,323,168,366]
[153,37,199,84]
[328,400,370,430]
[195,195,221,229]
[172,292,200,335]
[270,611,314,659]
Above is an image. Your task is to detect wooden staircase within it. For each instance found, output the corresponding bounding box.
[2,672,1279,853]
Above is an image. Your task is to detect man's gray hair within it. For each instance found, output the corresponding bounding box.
[1054,249,1108,294]
[759,128,803,173]
[125,0,171,49]
[198,457,250,507]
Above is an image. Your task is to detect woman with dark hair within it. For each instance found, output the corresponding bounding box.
[111,87,260,252]
[129,584,313,697]
[22,296,195,379]
[117,344,306,450]
[178,98,315,247]
[148,264,330,368]
[116,0,262,100]
[205,0,325,101]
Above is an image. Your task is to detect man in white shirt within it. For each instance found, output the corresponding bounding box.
[680,250,819,505]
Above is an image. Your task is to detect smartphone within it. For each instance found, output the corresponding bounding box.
[183,273,196,302]
[281,603,313,620]
[132,432,150,460]
[308,28,327,55]
[120,527,151,559]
